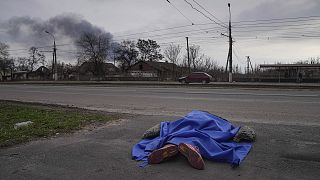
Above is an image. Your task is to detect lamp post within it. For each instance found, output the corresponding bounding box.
[45,31,58,81]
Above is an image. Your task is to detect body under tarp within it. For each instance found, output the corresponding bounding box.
[132,110,252,166]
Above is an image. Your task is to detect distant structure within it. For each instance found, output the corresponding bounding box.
[127,61,178,81]
[78,62,120,80]
[10,66,50,81]
[260,64,320,83]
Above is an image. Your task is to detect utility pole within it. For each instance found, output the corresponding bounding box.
[54,40,57,81]
[45,31,58,81]
[186,37,191,74]
[246,56,250,74]
[246,56,254,74]
[52,51,54,78]
[31,48,36,71]
[228,3,233,83]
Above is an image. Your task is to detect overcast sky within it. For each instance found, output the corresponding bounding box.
[1,0,320,69]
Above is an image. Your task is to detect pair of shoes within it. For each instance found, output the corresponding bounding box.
[148,143,205,170]
[148,144,179,164]
[178,143,205,170]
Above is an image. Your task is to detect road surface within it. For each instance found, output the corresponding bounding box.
[0,84,319,126]
[0,84,320,180]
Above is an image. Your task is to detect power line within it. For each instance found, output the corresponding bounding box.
[165,0,222,37]
[114,26,223,42]
[233,22,320,29]
[232,44,246,64]
[7,43,74,52]
[233,25,320,33]
[233,17,320,27]
[113,24,194,38]
[110,15,320,42]
[165,0,195,25]
[192,0,227,26]
[112,15,320,38]
[233,15,320,24]
[233,49,244,65]
[184,0,227,28]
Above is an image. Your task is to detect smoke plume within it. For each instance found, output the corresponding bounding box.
[0,13,112,48]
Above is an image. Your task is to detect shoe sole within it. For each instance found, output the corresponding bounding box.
[148,145,178,164]
[178,143,205,170]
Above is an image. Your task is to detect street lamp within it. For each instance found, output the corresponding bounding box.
[45,31,58,81]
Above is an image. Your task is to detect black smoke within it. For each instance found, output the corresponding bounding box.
[0,13,112,47]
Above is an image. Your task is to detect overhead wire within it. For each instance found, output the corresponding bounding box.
[113,15,320,40]
[114,27,224,42]
[165,0,195,25]
[192,0,227,26]
[7,43,74,52]
[233,15,320,24]
[4,10,320,63]
[183,0,227,28]
[165,0,222,38]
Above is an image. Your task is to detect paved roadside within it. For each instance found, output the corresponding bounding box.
[1,114,319,180]
[1,81,320,89]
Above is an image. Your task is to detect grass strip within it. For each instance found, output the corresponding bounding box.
[0,102,117,147]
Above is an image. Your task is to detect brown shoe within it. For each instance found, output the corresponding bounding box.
[178,143,205,170]
[148,144,179,164]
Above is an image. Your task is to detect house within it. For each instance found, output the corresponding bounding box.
[12,71,28,80]
[28,66,51,80]
[12,66,50,81]
[127,61,178,81]
[78,62,120,80]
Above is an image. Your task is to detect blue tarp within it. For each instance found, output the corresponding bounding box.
[132,110,252,166]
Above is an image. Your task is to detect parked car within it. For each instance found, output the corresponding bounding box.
[178,72,212,84]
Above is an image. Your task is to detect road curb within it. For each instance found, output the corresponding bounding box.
[1,81,320,89]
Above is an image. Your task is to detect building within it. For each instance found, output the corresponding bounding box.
[260,64,320,83]
[78,62,120,80]
[11,66,50,81]
[127,61,178,81]
[12,71,28,80]
[27,66,51,80]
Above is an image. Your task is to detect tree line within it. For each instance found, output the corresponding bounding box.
[1,31,227,80]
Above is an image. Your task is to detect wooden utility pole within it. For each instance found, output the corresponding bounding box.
[186,37,191,73]
[52,51,55,79]
[246,56,250,74]
[53,40,57,80]
[227,3,233,83]
[45,31,58,81]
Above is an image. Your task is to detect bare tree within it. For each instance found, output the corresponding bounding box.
[136,39,163,61]
[164,44,181,79]
[189,45,203,71]
[114,40,139,71]
[76,32,112,77]
[164,44,181,64]
[0,42,14,79]
[198,56,214,72]
[28,47,45,71]
[0,42,9,60]
[16,57,30,71]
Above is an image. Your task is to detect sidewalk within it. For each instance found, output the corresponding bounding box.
[1,114,319,180]
[1,80,320,89]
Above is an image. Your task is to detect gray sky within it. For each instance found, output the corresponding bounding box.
[1,0,320,69]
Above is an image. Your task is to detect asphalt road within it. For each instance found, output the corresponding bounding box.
[0,84,320,180]
[0,84,319,126]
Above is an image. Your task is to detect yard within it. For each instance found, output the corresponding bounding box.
[0,101,120,147]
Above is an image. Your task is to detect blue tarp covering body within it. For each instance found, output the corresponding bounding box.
[132,110,252,166]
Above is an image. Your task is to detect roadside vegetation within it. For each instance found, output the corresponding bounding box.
[0,101,119,147]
